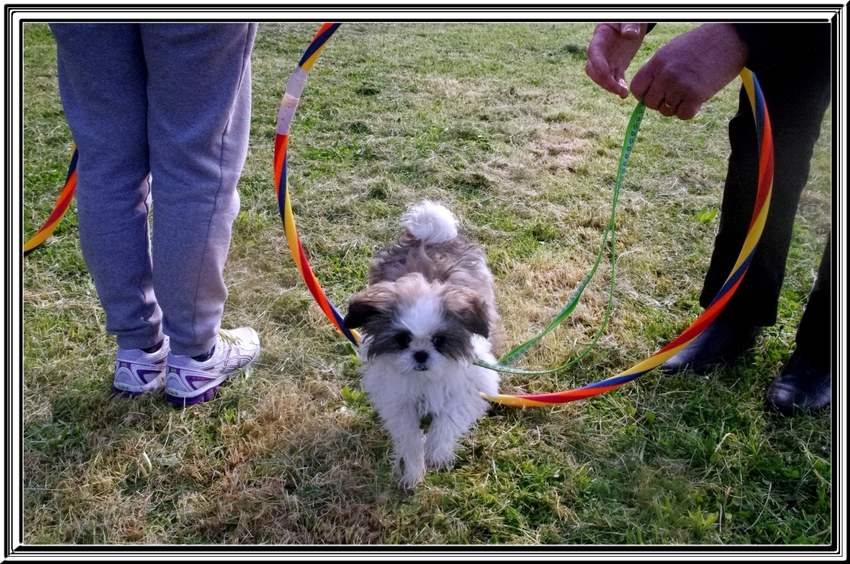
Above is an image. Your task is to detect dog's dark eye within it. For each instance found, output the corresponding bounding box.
[432,335,446,350]
[394,332,411,349]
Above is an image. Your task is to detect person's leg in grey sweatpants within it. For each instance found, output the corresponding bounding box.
[142,23,256,358]
[51,23,257,357]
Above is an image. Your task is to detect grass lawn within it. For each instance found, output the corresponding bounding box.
[18,21,834,550]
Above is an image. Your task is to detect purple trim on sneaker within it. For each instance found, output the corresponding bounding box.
[186,373,215,388]
[112,364,165,396]
[163,366,227,405]
[167,367,221,390]
[134,367,164,385]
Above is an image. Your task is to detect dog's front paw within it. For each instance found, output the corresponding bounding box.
[395,456,426,489]
[393,443,426,489]
[425,441,458,469]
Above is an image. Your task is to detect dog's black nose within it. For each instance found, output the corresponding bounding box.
[413,350,429,365]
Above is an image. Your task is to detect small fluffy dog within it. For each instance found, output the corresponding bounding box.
[344,201,501,488]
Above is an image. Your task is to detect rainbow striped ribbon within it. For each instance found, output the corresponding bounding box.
[274,23,361,346]
[482,68,774,407]
[274,25,773,407]
[23,144,78,256]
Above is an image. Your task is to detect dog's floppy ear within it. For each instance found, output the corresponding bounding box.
[343,301,383,329]
[442,286,490,338]
[344,283,396,329]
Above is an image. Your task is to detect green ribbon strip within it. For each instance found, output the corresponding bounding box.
[476,100,646,375]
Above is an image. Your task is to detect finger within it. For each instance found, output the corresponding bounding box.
[619,23,644,40]
[659,100,679,117]
[675,101,702,120]
[639,83,666,111]
[585,57,628,98]
[614,77,629,99]
[629,61,653,101]
[638,80,676,116]
[584,56,608,86]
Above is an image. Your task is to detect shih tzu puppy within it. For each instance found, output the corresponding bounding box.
[344,200,501,488]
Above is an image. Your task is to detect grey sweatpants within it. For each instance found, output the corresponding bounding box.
[50,23,257,357]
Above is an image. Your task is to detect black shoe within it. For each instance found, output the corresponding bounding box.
[659,321,762,375]
[765,350,831,416]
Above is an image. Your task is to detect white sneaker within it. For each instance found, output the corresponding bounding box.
[113,336,170,396]
[164,328,260,406]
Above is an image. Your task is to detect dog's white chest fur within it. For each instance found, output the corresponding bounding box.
[359,335,499,488]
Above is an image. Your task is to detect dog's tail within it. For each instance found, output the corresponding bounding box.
[401,200,459,244]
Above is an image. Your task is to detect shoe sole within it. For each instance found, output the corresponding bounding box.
[658,345,757,375]
[659,327,762,376]
[113,386,151,398]
[658,358,727,376]
[164,385,222,406]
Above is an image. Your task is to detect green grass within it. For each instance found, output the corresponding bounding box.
[20,22,832,547]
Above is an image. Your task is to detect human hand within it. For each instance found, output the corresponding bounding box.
[630,23,749,120]
[585,23,648,99]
